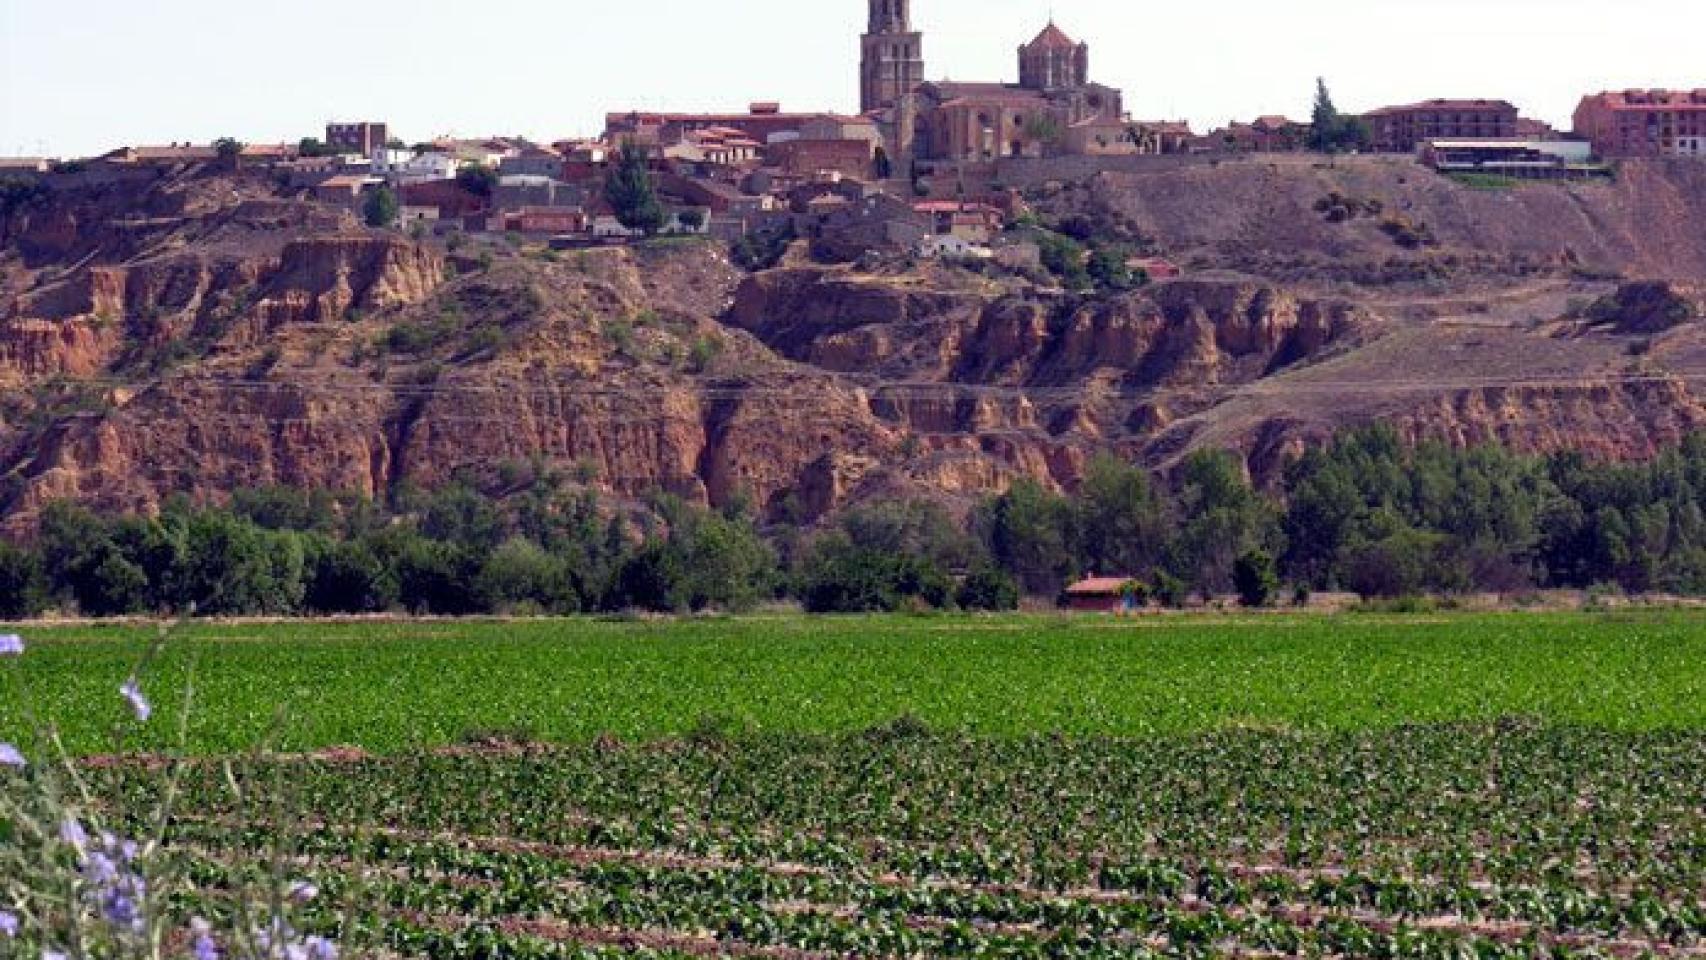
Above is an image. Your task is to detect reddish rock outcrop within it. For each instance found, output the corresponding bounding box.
[5,163,1706,535]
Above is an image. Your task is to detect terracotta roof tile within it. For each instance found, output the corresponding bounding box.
[1025,21,1079,51]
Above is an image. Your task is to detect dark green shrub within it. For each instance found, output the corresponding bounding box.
[957,566,1020,611]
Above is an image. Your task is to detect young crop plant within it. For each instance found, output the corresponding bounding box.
[3,617,1704,959]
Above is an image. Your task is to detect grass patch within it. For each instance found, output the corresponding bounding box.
[1447,172,1522,191]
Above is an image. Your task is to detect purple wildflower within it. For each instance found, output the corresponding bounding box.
[0,743,24,769]
[190,918,220,960]
[254,918,288,953]
[120,679,152,723]
[73,830,148,935]
[287,881,318,903]
[43,950,68,960]
[0,911,18,938]
[0,634,22,656]
[59,817,89,852]
[306,937,339,960]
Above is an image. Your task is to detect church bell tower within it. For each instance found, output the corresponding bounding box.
[860,0,924,114]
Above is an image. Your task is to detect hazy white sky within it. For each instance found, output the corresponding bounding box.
[2,0,1701,157]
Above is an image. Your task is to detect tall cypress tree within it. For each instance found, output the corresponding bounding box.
[604,141,666,235]
[1309,78,1341,153]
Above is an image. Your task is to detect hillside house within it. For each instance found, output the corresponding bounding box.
[1129,256,1181,280]
[107,145,220,166]
[505,207,588,235]
[370,148,417,178]
[918,234,988,258]
[399,205,441,229]
[552,140,609,164]
[314,174,383,206]
[767,138,875,180]
[0,158,51,175]
[495,175,585,210]
[914,201,1004,245]
[660,173,776,217]
[499,144,566,178]
[1063,577,1142,613]
[1206,116,1307,153]
[394,152,460,185]
[239,144,300,166]
[400,180,488,219]
[806,192,931,260]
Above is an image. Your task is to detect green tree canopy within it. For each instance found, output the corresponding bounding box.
[456,164,499,198]
[1307,79,1369,154]
[604,141,666,235]
[1074,454,1170,578]
[364,186,399,228]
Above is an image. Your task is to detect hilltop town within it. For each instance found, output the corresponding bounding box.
[3,0,1703,267]
[1,0,1705,543]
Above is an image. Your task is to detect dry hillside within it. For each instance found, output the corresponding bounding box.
[3,157,1705,532]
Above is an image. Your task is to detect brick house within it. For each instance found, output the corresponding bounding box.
[807,192,931,260]
[239,143,299,166]
[504,207,588,235]
[326,122,388,155]
[107,145,219,166]
[0,158,51,175]
[499,144,566,178]
[495,175,585,211]
[400,180,489,219]
[314,174,382,206]
[766,138,875,179]
[660,174,775,216]
[1574,90,1706,158]
[1129,256,1182,280]
[1363,100,1518,153]
[1063,577,1142,613]
[913,200,1003,245]
[663,127,764,167]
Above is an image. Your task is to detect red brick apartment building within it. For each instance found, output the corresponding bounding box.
[1363,100,1518,153]
[1574,90,1706,158]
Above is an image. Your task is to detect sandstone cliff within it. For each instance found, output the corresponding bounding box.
[3,162,1706,533]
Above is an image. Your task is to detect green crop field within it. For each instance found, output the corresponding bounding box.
[4,612,1704,959]
[2,611,1703,756]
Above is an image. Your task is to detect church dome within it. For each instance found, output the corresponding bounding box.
[1025,21,1079,51]
[1018,20,1089,91]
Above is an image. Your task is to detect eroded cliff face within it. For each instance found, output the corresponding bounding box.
[0,235,442,390]
[3,163,1706,534]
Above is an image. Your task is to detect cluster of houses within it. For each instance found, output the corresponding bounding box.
[4,0,1702,262]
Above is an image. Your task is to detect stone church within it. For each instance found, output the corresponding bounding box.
[859,0,1133,162]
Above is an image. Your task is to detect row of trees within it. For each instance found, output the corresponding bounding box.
[0,479,1021,620]
[980,428,1706,602]
[6,428,1706,619]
